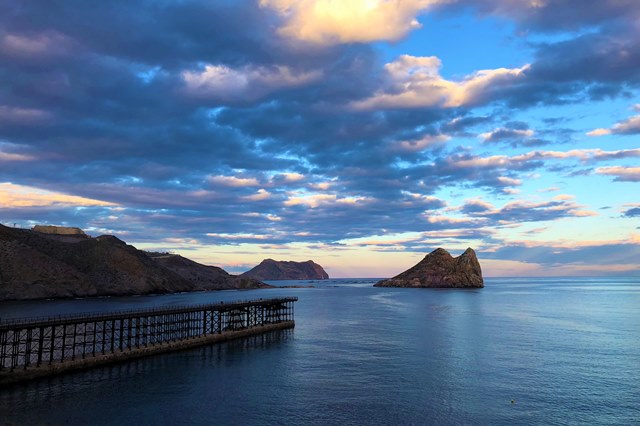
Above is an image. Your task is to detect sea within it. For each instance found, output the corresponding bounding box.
[0,277,638,425]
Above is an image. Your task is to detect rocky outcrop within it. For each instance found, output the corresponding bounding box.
[240,259,329,280]
[0,224,267,301]
[374,248,484,288]
[149,254,271,290]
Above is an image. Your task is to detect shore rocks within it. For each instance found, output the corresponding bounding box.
[374,248,484,288]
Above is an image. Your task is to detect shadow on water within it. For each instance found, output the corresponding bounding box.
[0,330,293,417]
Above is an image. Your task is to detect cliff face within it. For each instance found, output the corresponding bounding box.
[374,248,484,288]
[0,225,267,301]
[240,259,329,280]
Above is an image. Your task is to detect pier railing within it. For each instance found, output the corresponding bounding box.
[0,297,296,372]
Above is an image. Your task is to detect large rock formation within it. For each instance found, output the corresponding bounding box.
[374,248,484,288]
[240,259,329,280]
[0,224,267,301]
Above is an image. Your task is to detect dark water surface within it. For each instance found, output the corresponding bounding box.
[1,277,639,425]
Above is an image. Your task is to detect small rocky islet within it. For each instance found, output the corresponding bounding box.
[374,247,484,288]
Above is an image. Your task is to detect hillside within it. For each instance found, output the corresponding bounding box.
[0,225,267,301]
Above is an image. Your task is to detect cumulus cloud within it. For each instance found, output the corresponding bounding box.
[596,166,640,182]
[182,64,320,102]
[351,55,530,110]
[259,0,437,45]
[587,114,640,136]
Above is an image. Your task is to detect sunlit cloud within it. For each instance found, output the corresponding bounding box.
[352,55,530,110]
[0,182,116,208]
[242,189,272,201]
[480,127,534,142]
[260,0,439,45]
[0,151,34,162]
[284,193,370,208]
[595,166,640,182]
[208,175,260,187]
[182,64,320,102]
[0,105,52,124]
[587,107,640,136]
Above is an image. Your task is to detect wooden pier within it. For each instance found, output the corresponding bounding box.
[0,297,297,385]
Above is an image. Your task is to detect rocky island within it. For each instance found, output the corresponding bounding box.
[374,248,484,288]
[240,259,329,280]
[0,224,267,301]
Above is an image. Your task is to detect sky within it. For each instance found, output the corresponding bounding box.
[1,0,639,278]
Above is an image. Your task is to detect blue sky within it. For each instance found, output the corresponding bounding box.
[0,0,639,277]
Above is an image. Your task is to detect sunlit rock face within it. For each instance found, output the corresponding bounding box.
[374,248,484,288]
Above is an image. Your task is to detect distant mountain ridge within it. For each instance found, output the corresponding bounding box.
[0,224,267,301]
[240,259,329,280]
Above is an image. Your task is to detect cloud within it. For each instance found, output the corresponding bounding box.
[392,134,449,152]
[182,64,320,102]
[480,127,534,142]
[0,105,52,125]
[587,114,640,137]
[259,0,436,45]
[0,31,74,59]
[0,182,116,208]
[624,207,640,217]
[242,189,273,201]
[351,55,530,110]
[596,166,640,182]
[460,198,596,222]
[208,175,260,187]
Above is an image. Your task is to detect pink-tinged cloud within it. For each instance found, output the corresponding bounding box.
[596,166,640,182]
[0,105,52,125]
[182,64,320,102]
[351,55,530,110]
[260,0,438,45]
[284,193,370,208]
[0,151,33,162]
[242,189,272,201]
[208,175,260,187]
[451,148,640,169]
[0,182,116,208]
[587,113,640,136]
[0,31,74,59]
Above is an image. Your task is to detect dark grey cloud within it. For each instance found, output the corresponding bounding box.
[624,207,640,217]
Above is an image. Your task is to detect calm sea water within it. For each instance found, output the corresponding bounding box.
[1,277,639,425]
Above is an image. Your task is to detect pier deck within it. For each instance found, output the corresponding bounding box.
[0,297,297,385]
